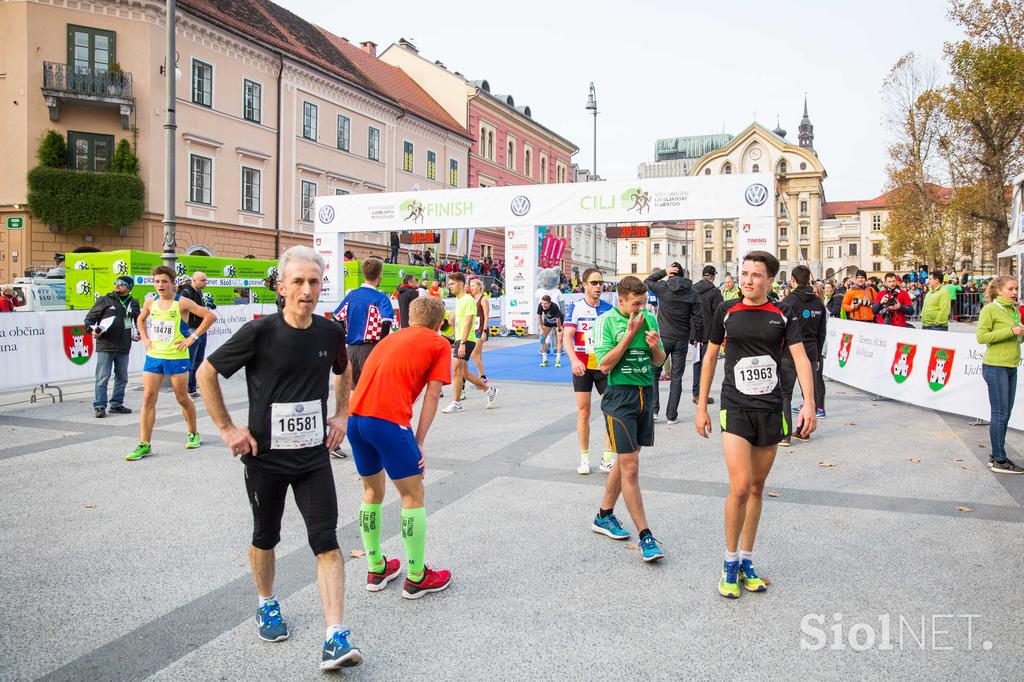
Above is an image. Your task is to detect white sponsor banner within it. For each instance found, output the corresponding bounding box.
[313,232,345,302]
[313,174,774,234]
[0,304,293,392]
[823,318,1024,430]
[735,216,777,274]
[504,227,538,333]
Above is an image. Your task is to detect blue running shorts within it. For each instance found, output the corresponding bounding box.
[143,356,192,375]
[347,414,423,480]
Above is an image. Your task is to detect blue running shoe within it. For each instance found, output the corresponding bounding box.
[320,629,364,670]
[739,559,768,592]
[639,534,664,562]
[256,600,288,642]
[719,560,741,599]
[591,513,630,540]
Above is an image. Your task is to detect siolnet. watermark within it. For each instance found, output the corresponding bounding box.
[800,613,992,651]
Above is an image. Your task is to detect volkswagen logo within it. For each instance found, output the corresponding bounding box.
[751,358,760,366]
[744,183,768,207]
[510,196,531,217]
[294,404,305,414]
[318,205,336,224]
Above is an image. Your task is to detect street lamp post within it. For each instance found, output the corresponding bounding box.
[585,82,598,269]
[162,0,177,269]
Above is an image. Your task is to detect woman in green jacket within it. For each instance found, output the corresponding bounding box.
[976,276,1024,474]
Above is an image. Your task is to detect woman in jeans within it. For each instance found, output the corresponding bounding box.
[976,275,1024,474]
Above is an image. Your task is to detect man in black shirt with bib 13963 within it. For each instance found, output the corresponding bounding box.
[198,246,364,671]
[695,251,817,601]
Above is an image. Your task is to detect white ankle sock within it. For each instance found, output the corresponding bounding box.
[740,550,754,563]
[724,551,739,564]
[258,594,276,608]
[326,623,344,640]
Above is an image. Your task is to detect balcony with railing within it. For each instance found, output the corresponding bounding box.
[41,61,134,129]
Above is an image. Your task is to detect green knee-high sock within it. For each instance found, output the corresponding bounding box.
[401,507,427,582]
[359,503,385,573]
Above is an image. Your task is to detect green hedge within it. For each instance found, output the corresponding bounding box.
[27,167,144,231]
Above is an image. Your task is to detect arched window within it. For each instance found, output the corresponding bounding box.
[507,141,514,169]
[540,157,547,182]
[778,160,787,175]
[723,163,732,174]
[487,131,494,160]
[525,149,532,177]
[752,163,759,173]
[479,128,485,154]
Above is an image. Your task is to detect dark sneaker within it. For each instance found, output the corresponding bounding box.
[320,629,363,669]
[366,557,401,592]
[94,408,106,418]
[792,431,811,442]
[402,566,452,599]
[256,600,288,642]
[990,458,1024,474]
[108,406,132,414]
[778,438,792,447]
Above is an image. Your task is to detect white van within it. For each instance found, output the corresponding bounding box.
[1,278,67,312]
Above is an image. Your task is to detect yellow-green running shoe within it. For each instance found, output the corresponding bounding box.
[186,432,201,449]
[126,442,152,461]
[719,561,741,599]
[739,560,768,592]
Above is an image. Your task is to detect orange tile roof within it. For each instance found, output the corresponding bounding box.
[316,29,469,139]
[823,184,952,218]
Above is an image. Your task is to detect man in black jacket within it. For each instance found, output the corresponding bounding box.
[395,274,421,328]
[645,262,702,423]
[178,271,217,398]
[388,231,400,264]
[691,265,724,404]
[779,265,827,444]
[84,276,141,418]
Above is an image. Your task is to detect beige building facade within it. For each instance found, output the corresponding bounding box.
[0,0,470,283]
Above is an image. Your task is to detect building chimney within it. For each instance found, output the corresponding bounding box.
[360,41,377,57]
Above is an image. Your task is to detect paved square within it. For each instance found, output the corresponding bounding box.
[1,346,1021,680]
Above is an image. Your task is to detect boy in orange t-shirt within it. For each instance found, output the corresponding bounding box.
[841,269,878,322]
[347,296,453,599]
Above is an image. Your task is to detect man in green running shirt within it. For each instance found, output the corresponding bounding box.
[589,276,667,562]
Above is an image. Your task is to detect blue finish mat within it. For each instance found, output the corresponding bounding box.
[476,341,573,383]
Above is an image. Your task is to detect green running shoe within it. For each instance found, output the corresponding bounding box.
[186,432,201,449]
[739,559,768,592]
[719,561,741,599]
[126,442,152,461]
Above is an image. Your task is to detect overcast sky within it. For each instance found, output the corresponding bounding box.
[276,0,962,201]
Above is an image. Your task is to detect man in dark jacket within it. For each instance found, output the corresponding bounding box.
[690,265,724,404]
[84,276,141,418]
[395,274,421,328]
[178,271,217,398]
[388,231,400,263]
[779,265,827,444]
[645,262,702,423]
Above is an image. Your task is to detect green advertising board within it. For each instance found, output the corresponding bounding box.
[65,250,279,310]
[343,261,439,294]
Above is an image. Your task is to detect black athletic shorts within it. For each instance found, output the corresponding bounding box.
[573,368,608,395]
[601,385,654,454]
[244,459,339,555]
[346,342,378,388]
[452,340,476,358]
[719,409,788,447]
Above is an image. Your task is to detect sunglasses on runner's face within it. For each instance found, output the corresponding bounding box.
[587,280,604,285]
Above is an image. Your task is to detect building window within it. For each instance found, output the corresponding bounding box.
[68,25,115,73]
[780,248,788,261]
[653,243,660,254]
[872,242,882,256]
[336,115,350,151]
[725,249,732,262]
[779,160,787,174]
[335,188,349,196]
[68,131,114,172]
[780,226,788,238]
[849,243,858,256]
[368,126,380,161]
[704,250,712,262]
[487,131,495,160]
[680,245,688,256]
[300,180,317,222]
[725,228,732,242]
[630,243,639,256]
[801,162,808,170]
[191,59,213,107]
[800,200,808,215]
[837,246,842,257]
[556,163,568,183]
[449,158,459,186]
[705,229,712,242]
[427,150,436,180]
[243,79,261,123]
[752,163,760,173]
[479,127,485,155]
[540,155,547,182]
[241,166,260,213]
[827,246,834,259]
[800,225,808,237]
[800,247,808,260]
[779,200,786,215]
[704,168,711,175]
[506,138,515,170]
[723,163,732,174]
[524,148,532,178]
[403,141,414,173]
[189,154,212,205]
[873,262,882,272]
[872,214,882,231]
[631,263,638,274]
[302,101,317,141]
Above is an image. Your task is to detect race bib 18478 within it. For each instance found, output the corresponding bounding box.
[270,400,323,450]
[733,355,778,395]
[150,320,174,343]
